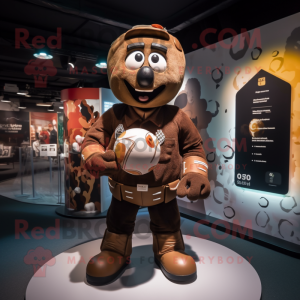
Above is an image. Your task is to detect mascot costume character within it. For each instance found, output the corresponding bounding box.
[82,24,211,285]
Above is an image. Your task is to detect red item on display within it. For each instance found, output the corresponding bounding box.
[40,130,50,144]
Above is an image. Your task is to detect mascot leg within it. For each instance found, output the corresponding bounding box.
[149,200,197,282]
[86,197,139,286]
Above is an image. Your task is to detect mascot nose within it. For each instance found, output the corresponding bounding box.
[137,66,154,87]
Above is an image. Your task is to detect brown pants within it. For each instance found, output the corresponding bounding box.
[106,196,181,235]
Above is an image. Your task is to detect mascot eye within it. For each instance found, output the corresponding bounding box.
[125,51,145,70]
[148,52,167,72]
[145,133,155,148]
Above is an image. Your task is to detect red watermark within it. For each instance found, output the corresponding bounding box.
[193,219,253,240]
[69,62,261,77]
[24,246,56,277]
[15,218,253,241]
[69,255,131,265]
[15,28,61,88]
[16,219,60,240]
[196,28,261,50]
[172,255,253,265]
[24,59,57,88]
[15,28,62,49]
[69,66,107,76]
[184,65,262,75]
[66,254,253,266]
[84,137,247,154]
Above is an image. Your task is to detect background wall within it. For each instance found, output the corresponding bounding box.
[172,12,300,245]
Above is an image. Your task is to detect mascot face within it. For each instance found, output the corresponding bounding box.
[107,24,186,108]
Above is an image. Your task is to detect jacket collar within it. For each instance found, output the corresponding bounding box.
[124,105,163,128]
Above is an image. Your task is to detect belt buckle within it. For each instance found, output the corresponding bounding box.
[137,184,148,192]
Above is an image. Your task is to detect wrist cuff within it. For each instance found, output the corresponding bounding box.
[81,144,105,162]
[182,156,208,177]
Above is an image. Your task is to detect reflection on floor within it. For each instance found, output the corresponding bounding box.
[2,196,300,300]
[0,167,64,205]
[25,234,261,300]
[0,157,59,182]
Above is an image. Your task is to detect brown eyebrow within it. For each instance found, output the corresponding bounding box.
[127,42,145,51]
[151,43,167,53]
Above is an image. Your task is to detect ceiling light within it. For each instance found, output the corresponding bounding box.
[59,106,64,109]
[33,49,53,60]
[77,80,84,88]
[68,56,77,69]
[95,62,107,68]
[17,90,28,95]
[1,95,10,102]
[18,101,26,109]
[25,94,31,97]
[36,103,52,107]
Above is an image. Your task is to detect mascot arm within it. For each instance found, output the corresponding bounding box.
[81,109,119,178]
[177,110,211,201]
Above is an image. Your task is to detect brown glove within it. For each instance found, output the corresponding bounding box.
[82,144,119,178]
[177,155,211,201]
[177,173,210,201]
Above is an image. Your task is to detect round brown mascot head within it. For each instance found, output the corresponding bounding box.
[107,24,185,108]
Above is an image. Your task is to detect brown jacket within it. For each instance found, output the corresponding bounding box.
[83,104,206,187]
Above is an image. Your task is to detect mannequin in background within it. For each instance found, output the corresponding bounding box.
[48,123,57,144]
[40,126,50,144]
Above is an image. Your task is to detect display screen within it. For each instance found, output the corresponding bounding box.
[235,69,291,194]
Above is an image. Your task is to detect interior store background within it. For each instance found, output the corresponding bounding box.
[1,1,300,300]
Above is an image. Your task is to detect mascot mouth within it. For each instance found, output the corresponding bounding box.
[124,80,165,103]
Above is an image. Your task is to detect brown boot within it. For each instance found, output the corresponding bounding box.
[86,229,132,286]
[153,230,196,282]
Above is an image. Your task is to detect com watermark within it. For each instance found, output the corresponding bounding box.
[195,28,261,50]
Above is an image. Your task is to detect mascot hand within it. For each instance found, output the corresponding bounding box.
[177,173,211,201]
[84,150,119,178]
